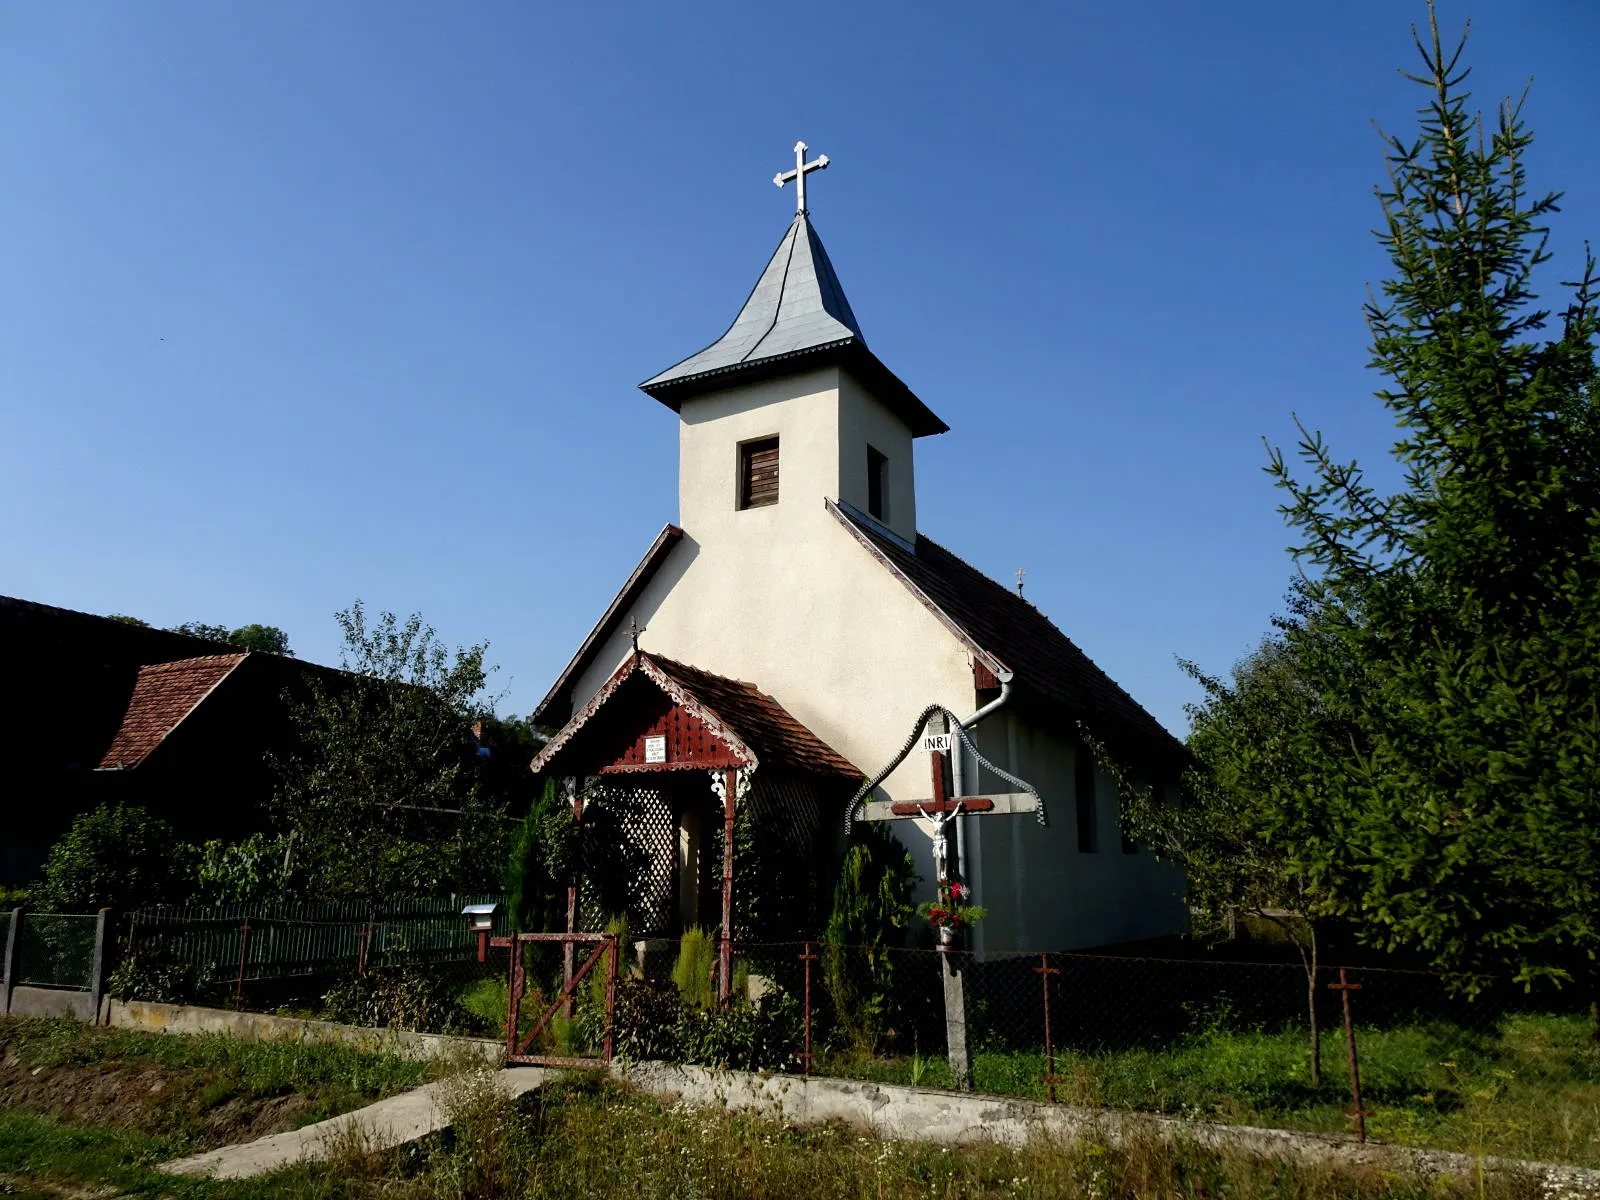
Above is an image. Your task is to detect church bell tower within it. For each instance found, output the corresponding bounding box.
[638,142,947,549]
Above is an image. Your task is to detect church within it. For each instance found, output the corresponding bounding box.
[531,144,1186,956]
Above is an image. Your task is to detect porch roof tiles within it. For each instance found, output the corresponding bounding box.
[531,651,860,781]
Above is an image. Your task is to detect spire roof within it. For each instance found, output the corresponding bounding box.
[640,215,948,437]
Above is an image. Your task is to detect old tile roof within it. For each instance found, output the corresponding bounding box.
[639,215,948,438]
[96,654,248,769]
[829,503,1187,767]
[532,651,861,781]
[647,654,860,780]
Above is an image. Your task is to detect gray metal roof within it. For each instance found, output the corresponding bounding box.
[640,216,948,437]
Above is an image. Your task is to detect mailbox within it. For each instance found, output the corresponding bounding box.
[462,903,503,962]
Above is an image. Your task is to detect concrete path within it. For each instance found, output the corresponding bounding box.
[160,1067,547,1180]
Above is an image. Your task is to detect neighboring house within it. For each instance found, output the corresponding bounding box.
[531,157,1188,954]
[2,597,532,888]
[0,595,323,883]
[0,596,324,883]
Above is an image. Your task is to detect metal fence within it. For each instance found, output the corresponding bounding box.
[124,895,508,998]
[97,919,1600,1169]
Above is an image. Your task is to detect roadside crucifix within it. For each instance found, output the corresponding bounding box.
[846,706,1047,1089]
[773,140,829,215]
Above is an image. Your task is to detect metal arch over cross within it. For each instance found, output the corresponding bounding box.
[774,140,829,215]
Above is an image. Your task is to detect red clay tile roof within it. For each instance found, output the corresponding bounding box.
[830,504,1186,767]
[646,655,861,779]
[532,651,861,781]
[96,655,248,769]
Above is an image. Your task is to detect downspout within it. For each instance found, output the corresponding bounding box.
[952,666,1014,894]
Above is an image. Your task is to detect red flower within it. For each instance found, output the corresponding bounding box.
[949,882,965,900]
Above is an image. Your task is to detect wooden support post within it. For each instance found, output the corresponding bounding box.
[719,768,736,1004]
[563,783,584,1020]
[88,909,112,1025]
[602,933,620,1065]
[2,909,22,1015]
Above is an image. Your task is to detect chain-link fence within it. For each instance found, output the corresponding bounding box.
[15,913,99,989]
[99,919,1600,1168]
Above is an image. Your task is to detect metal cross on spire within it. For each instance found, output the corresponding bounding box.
[773,140,829,215]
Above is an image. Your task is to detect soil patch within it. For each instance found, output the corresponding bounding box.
[0,1049,314,1151]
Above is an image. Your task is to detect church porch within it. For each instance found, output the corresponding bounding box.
[531,649,862,999]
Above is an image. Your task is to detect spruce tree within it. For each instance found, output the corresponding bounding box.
[1269,4,1600,992]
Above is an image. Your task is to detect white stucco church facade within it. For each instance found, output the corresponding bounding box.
[532,146,1185,954]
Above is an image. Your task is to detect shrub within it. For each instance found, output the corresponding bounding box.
[191,833,292,903]
[611,975,802,1071]
[106,946,202,1006]
[672,927,716,1010]
[823,824,916,1055]
[321,965,470,1034]
[35,804,192,912]
[612,977,684,1061]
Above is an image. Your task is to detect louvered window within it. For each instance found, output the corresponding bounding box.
[867,445,888,520]
[739,437,780,509]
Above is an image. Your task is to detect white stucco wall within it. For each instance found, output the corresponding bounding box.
[565,365,1187,952]
[834,372,917,543]
[573,367,971,819]
[964,712,1187,953]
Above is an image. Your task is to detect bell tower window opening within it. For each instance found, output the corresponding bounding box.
[739,436,780,509]
[867,445,889,521]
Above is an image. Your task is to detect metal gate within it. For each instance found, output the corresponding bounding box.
[496,931,619,1068]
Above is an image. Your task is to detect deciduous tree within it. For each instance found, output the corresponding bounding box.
[270,601,508,901]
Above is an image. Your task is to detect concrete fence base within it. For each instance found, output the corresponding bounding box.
[9,996,1595,1187]
[6,985,109,1023]
[612,1061,1595,1187]
[105,999,505,1065]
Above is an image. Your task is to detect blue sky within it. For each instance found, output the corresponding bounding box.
[2,2,1596,734]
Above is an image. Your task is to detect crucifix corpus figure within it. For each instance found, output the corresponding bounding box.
[848,707,1046,1089]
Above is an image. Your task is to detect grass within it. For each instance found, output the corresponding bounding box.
[0,1020,1554,1199]
[295,1071,1554,1198]
[0,1015,437,1197]
[0,1014,434,1128]
[0,1108,388,1199]
[820,1011,1600,1167]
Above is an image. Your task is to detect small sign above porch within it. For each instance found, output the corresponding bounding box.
[530,650,862,783]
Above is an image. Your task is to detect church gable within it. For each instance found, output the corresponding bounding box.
[830,502,1185,768]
